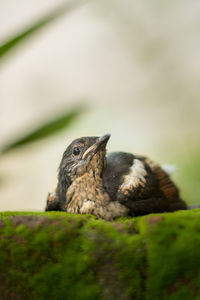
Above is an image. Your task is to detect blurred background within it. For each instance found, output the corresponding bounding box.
[0,0,199,211]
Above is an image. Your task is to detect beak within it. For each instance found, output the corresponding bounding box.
[82,134,111,160]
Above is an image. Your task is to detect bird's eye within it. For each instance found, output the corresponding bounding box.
[73,147,80,156]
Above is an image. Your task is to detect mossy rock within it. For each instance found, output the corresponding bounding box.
[0,209,200,300]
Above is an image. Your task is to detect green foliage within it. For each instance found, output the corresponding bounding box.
[0,1,86,60]
[1,106,85,154]
[0,210,200,299]
[0,1,88,156]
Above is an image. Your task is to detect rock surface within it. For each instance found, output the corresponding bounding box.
[0,209,200,300]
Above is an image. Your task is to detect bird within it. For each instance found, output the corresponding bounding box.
[45,134,187,220]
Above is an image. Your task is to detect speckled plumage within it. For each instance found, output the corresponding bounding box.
[46,135,187,220]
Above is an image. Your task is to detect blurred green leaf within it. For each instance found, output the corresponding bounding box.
[0,1,88,60]
[1,106,85,154]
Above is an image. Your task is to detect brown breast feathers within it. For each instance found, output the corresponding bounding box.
[65,169,129,221]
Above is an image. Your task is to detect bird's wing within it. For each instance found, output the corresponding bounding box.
[45,165,72,212]
[116,156,159,202]
[45,190,61,211]
[143,157,179,200]
[104,152,158,201]
[105,152,180,201]
[104,152,186,215]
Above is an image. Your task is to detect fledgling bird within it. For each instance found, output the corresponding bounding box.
[46,134,187,220]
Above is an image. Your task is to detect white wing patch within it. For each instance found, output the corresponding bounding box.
[118,159,147,195]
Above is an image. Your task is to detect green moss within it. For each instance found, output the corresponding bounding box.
[0,210,200,299]
[143,210,200,300]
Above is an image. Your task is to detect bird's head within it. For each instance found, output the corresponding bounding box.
[59,134,111,181]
